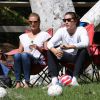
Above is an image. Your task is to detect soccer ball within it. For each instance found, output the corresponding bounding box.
[0,87,7,98]
[59,75,72,86]
[47,85,62,96]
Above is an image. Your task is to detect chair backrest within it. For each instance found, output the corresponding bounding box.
[86,24,100,55]
[46,28,53,36]
[85,24,100,66]
[5,49,19,56]
[85,24,94,46]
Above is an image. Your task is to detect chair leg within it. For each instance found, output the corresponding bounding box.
[32,66,51,86]
[58,65,98,84]
[38,67,51,85]
[79,72,93,83]
[64,66,94,83]
[92,63,100,82]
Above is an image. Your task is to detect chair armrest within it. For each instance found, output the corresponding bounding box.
[88,44,100,56]
[5,49,19,56]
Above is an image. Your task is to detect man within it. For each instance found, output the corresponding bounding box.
[47,12,89,87]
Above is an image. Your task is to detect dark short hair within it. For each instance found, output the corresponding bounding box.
[28,12,40,22]
[64,12,80,26]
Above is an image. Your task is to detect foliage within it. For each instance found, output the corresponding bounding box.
[0,0,31,25]
[0,0,31,47]
[0,7,30,25]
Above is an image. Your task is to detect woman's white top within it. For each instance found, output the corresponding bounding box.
[47,26,89,55]
[19,31,51,58]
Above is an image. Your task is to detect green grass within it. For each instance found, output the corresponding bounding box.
[1,83,100,100]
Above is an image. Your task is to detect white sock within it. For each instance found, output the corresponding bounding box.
[52,77,58,85]
[71,76,79,86]
[72,76,77,82]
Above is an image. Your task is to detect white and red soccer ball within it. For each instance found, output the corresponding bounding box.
[59,75,72,86]
[47,84,62,96]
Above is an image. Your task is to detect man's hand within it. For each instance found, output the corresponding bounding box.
[60,44,76,49]
[60,44,67,49]
[51,48,63,59]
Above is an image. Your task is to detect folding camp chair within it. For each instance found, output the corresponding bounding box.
[0,46,51,86]
[0,49,16,73]
[89,38,100,81]
[0,28,53,86]
[82,25,100,82]
[57,24,97,83]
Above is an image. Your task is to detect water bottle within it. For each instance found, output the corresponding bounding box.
[57,47,63,60]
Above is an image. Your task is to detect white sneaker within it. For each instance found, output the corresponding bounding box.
[70,77,79,86]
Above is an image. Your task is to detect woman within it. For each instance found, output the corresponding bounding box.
[14,12,51,88]
[47,12,89,86]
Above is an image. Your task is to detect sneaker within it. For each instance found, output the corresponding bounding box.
[70,77,79,86]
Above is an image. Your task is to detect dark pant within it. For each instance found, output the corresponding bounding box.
[47,48,90,78]
[14,52,36,82]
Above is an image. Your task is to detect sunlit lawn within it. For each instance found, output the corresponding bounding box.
[1,83,100,100]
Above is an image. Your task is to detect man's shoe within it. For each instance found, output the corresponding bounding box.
[70,77,79,86]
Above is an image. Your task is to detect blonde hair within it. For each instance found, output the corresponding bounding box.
[29,12,40,22]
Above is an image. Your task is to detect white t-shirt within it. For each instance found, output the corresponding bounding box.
[47,26,89,55]
[19,31,51,58]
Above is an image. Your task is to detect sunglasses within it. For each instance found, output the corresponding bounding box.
[28,20,38,24]
[62,18,74,22]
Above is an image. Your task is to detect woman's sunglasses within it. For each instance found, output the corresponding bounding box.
[28,20,38,24]
[63,18,74,22]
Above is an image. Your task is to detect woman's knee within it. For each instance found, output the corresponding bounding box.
[21,52,30,61]
[21,52,29,57]
[14,53,21,61]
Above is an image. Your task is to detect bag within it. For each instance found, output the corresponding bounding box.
[0,63,10,76]
[0,75,12,88]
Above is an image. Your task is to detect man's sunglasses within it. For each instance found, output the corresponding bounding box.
[63,18,74,22]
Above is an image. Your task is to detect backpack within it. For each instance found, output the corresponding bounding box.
[0,75,12,88]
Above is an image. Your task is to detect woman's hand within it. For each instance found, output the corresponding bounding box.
[29,44,44,52]
[29,44,37,50]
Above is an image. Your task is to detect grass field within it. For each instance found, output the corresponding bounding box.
[1,83,100,100]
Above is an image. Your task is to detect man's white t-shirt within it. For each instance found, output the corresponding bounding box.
[47,26,89,55]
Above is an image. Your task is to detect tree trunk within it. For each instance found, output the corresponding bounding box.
[80,1,100,30]
[29,0,75,31]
